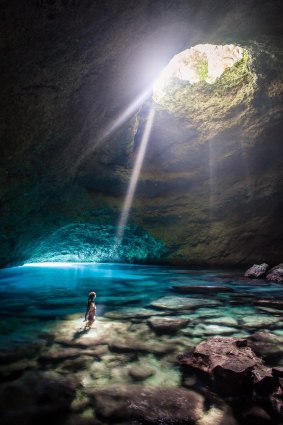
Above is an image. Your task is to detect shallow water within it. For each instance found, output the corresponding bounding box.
[0,263,283,425]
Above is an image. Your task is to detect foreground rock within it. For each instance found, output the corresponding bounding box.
[245,263,269,278]
[88,384,204,423]
[266,263,283,283]
[178,336,283,414]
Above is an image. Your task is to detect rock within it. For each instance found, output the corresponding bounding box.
[88,384,204,423]
[247,332,283,362]
[177,337,278,398]
[239,315,282,329]
[253,299,283,310]
[266,263,283,283]
[240,405,274,425]
[0,370,78,424]
[204,317,238,327]
[128,365,156,381]
[244,263,269,278]
[104,308,165,320]
[39,347,100,362]
[108,337,175,355]
[147,317,190,334]
[150,296,220,311]
[171,285,234,293]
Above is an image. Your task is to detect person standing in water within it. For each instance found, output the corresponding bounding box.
[84,291,96,329]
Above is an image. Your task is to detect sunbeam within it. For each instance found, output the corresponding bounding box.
[115,107,156,249]
[74,88,152,171]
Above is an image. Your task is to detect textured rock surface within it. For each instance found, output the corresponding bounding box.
[1,0,283,267]
[245,263,270,278]
[178,337,282,410]
[266,263,283,283]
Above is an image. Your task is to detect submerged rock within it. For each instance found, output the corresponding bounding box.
[150,296,220,311]
[244,263,269,278]
[88,384,204,423]
[171,285,233,294]
[128,365,156,381]
[266,263,283,283]
[147,317,190,334]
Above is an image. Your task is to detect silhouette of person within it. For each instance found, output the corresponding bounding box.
[84,291,96,329]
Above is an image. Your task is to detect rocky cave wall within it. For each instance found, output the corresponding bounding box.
[0,0,283,267]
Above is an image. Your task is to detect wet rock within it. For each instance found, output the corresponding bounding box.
[0,370,79,424]
[0,340,46,365]
[240,405,274,425]
[178,337,278,397]
[108,337,174,355]
[128,365,156,381]
[104,308,165,320]
[150,296,220,311]
[147,317,190,334]
[88,384,204,423]
[244,263,269,278]
[266,263,283,283]
[253,299,283,310]
[39,347,100,363]
[204,317,238,327]
[171,285,234,294]
[247,332,283,362]
[239,315,282,329]
[0,359,38,381]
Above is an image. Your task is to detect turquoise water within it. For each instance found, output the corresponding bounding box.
[0,262,283,348]
[0,263,283,425]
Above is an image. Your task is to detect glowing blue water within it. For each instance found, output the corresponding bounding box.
[0,263,283,349]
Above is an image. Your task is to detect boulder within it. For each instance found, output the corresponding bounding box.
[244,263,269,278]
[147,317,190,334]
[177,337,279,399]
[266,263,283,283]
[87,384,204,423]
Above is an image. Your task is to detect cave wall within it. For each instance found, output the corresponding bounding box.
[0,0,283,266]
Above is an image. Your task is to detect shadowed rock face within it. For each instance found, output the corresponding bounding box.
[1,0,283,267]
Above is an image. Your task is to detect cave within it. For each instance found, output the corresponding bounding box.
[0,1,283,424]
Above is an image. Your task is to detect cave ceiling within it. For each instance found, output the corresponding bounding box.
[0,0,283,267]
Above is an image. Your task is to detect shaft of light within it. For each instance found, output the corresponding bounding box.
[116,107,155,243]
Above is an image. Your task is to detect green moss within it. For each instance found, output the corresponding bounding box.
[153,48,256,135]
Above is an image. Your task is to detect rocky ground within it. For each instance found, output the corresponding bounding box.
[1,296,283,425]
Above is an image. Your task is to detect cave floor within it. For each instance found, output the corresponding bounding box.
[0,263,283,425]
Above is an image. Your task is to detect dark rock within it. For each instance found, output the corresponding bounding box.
[272,367,283,378]
[253,299,283,310]
[177,337,278,398]
[266,263,283,283]
[240,405,274,425]
[147,317,190,334]
[0,370,79,424]
[245,263,269,278]
[88,384,204,423]
[171,285,234,293]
